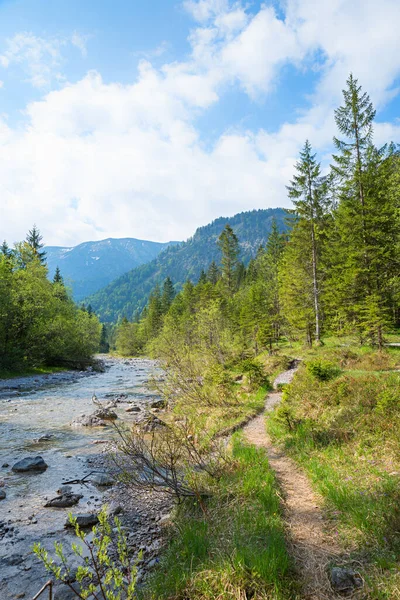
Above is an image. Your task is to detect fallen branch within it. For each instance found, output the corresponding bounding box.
[62,471,102,486]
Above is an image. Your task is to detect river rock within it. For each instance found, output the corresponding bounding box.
[330,567,363,594]
[71,414,107,427]
[0,553,23,566]
[12,456,48,472]
[35,433,56,442]
[105,502,123,517]
[125,405,141,412]
[139,413,167,432]
[0,489,5,500]
[53,582,81,600]
[150,399,166,409]
[65,513,99,528]
[91,473,114,487]
[45,493,83,508]
[57,484,73,495]
[93,408,118,420]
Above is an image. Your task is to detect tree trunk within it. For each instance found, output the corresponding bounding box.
[310,220,321,344]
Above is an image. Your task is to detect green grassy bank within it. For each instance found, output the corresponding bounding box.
[267,343,400,599]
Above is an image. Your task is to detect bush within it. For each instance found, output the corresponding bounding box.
[306,359,341,381]
[33,509,140,600]
[240,358,270,389]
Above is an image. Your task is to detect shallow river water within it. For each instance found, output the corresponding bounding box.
[0,357,158,599]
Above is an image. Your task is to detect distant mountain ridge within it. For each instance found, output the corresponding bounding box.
[87,208,287,323]
[46,237,178,301]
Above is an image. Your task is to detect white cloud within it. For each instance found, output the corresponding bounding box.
[183,0,230,23]
[0,80,3,89]
[0,31,90,88]
[0,0,400,247]
[0,32,64,88]
[71,32,89,58]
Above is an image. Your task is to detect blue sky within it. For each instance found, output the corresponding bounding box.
[0,0,399,246]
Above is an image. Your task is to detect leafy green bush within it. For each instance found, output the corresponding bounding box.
[240,358,270,389]
[33,509,140,600]
[375,385,400,415]
[306,359,341,381]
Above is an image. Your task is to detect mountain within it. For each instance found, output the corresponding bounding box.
[87,208,287,323]
[46,238,178,301]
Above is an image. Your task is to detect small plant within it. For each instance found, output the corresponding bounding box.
[33,508,140,600]
[375,386,400,415]
[306,359,341,381]
[239,358,270,389]
[276,382,287,392]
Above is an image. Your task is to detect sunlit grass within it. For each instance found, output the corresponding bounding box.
[143,436,298,600]
[267,342,400,599]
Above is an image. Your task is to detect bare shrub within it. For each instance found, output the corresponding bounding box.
[110,419,229,508]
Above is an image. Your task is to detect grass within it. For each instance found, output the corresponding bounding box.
[0,364,68,380]
[142,435,298,600]
[267,344,400,599]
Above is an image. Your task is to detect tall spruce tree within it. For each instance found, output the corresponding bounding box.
[53,266,63,284]
[286,141,328,344]
[207,261,220,284]
[198,269,207,285]
[263,219,285,340]
[330,76,399,345]
[161,277,175,313]
[26,225,46,264]
[332,74,375,263]
[1,240,11,258]
[217,224,239,294]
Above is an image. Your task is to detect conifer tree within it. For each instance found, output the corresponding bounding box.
[1,240,11,258]
[26,225,46,264]
[146,285,163,338]
[286,140,328,344]
[207,261,220,284]
[161,277,175,313]
[53,266,63,284]
[330,76,399,345]
[263,219,285,340]
[217,224,239,294]
[198,270,207,285]
[99,324,110,353]
[332,74,375,244]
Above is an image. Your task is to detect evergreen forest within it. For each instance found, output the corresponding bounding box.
[115,75,400,357]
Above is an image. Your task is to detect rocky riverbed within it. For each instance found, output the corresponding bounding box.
[0,357,172,600]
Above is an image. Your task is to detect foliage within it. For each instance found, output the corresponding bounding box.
[33,509,140,600]
[87,208,288,322]
[240,358,271,389]
[0,229,101,372]
[306,359,341,381]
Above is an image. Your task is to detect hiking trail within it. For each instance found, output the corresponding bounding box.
[243,363,344,600]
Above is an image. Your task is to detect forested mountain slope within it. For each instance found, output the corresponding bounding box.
[46,238,177,301]
[87,208,287,322]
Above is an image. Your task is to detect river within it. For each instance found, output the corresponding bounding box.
[0,356,161,600]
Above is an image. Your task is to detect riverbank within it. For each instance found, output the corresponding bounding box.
[0,356,168,600]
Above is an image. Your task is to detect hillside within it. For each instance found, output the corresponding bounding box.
[87,208,287,322]
[46,238,177,301]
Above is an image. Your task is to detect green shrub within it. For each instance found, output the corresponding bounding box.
[306,359,341,381]
[33,509,140,600]
[240,358,271,389]
[375,385,400,415]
